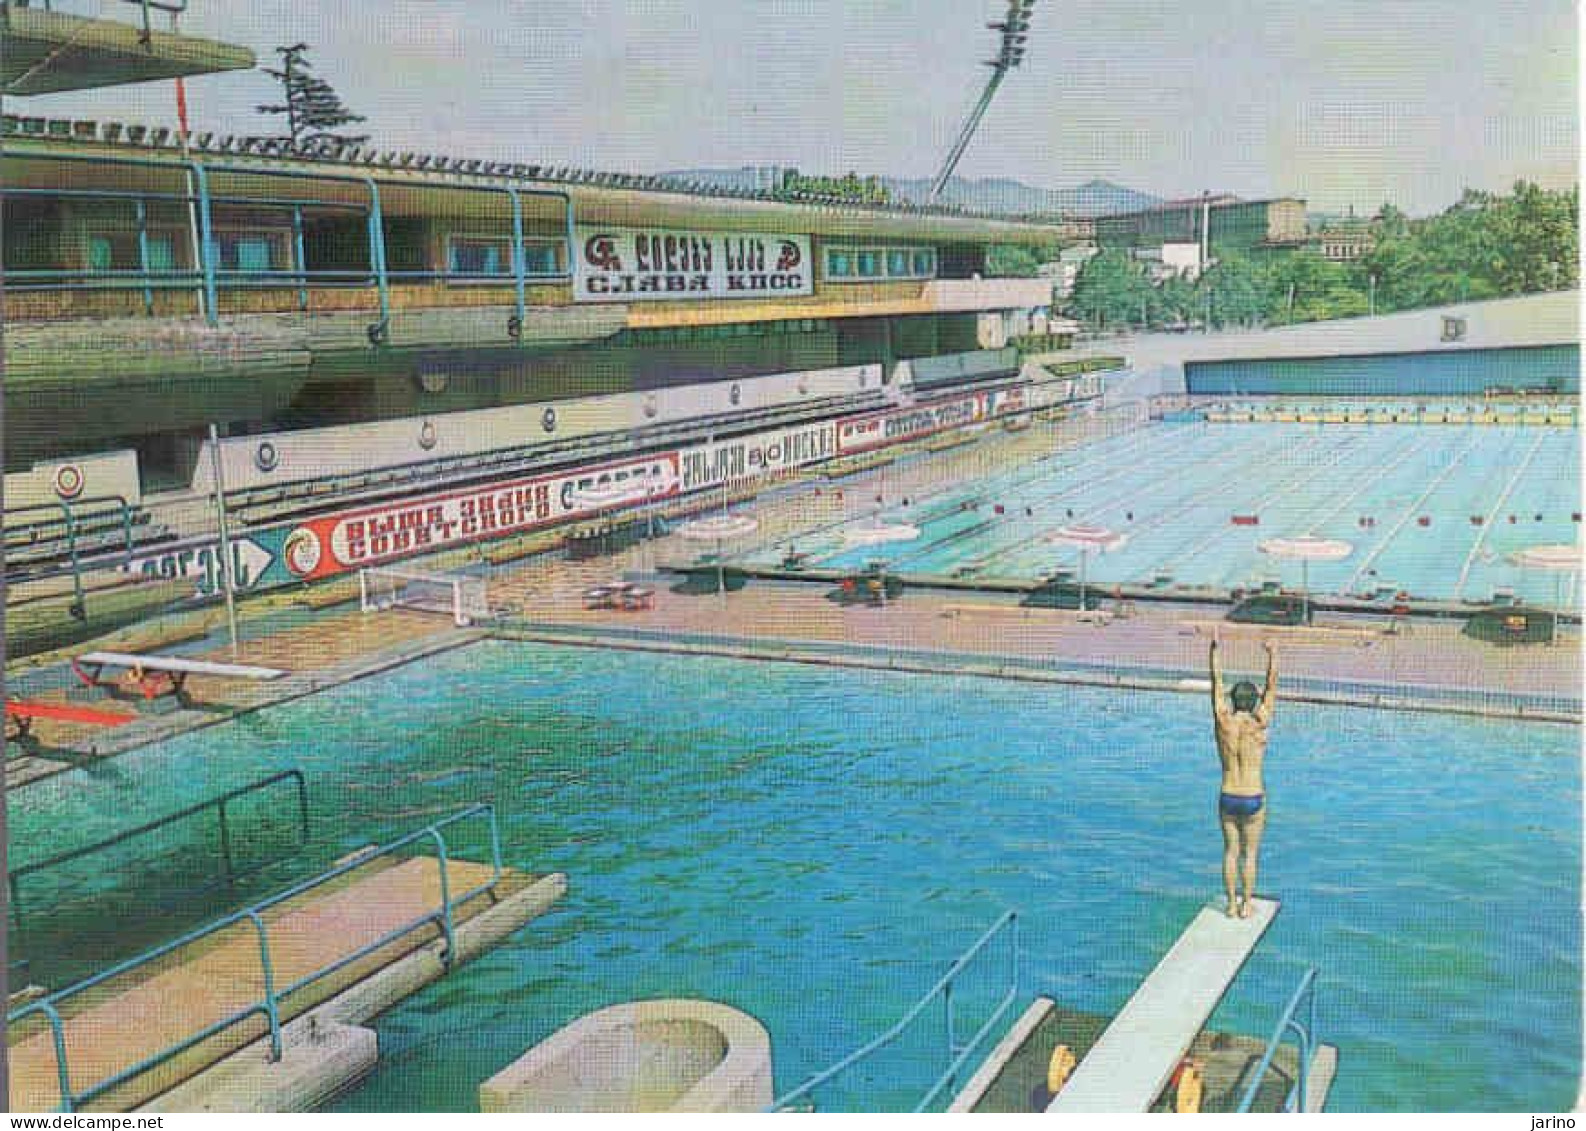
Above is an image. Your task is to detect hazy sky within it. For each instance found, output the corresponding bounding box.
[18,0,1579,214]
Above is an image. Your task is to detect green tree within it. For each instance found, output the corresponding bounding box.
[1069,250,1153,329]
[257,43,367,153]
[987,242,1059,277]
[1194,254,1270,329]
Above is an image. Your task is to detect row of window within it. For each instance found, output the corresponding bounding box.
[824,246,936,281]
[618,318,830,346]
[80,231,568,277]
[446,236,567,277]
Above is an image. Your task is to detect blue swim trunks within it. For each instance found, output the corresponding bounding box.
[1219,792,1264,819]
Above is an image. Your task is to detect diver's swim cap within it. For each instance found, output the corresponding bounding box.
[1230,681,1260,713]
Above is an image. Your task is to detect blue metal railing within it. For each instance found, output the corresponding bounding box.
[8,769,310,927]
[1236,967,1320,1113]
[7,802,502,1112]
[2,150,574,335]
[4,494,142,613]
[770,911,1020,1113]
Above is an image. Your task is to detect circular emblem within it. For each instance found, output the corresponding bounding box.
[417,370,449,394]
[798,378,809,395]
[729,383,742,406]
[644,393,659,419]
[52,463,85,500]
[282,528,323,577]
[542,406,558,433]
[254,442,279,473]
[418,420,438,450]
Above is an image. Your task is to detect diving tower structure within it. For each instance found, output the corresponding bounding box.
[2,1,254,97]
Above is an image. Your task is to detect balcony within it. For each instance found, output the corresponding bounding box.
[922,277,1054,312]
[3,2,254,96]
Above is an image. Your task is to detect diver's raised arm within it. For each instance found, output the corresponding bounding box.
[1256,639,1279,724]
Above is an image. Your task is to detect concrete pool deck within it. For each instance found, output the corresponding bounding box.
[6,408,1577,795]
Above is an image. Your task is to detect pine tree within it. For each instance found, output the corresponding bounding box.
[257,43,368,154]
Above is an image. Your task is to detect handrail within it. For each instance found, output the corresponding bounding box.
[7,769,310,926]
[770,911,1019,1112]
[1235,967,1319,1113]
[3,495,137,616]
[7,802,501,1112]
[3,150,575,335]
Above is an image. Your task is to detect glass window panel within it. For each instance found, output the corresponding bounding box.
[886,249,909,276]
[856,250,880,277]
[146,236,176,271]
[87,237,113,272]
[827,249,851,277]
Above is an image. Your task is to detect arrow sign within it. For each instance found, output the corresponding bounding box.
[124,536,276,597]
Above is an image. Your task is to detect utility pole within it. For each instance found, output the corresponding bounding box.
[208,424,241,658]
[929,1,1037,202]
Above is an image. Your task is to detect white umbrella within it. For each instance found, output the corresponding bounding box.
[1046,524,1128,611]
[842,521,921,547]
[1257,536,1353,624]
[1510,543,1582,643]
[677,512,760,596]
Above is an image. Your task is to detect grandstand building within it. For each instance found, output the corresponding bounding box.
[2,3,1109,648]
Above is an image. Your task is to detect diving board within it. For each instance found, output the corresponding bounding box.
[72,651,287,701]
[1047,898,1279,1113]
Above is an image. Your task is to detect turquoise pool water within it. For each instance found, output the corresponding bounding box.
[744,421,1581,605]
[9,640,1579,1111]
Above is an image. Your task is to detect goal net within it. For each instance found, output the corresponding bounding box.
[359,566,490,626]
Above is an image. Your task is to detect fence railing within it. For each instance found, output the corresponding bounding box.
[3,151,574,335]
[1236,967,1319,1113]
[7,802,501,1112]
[3,494,144,611]
[769,911,1020,1113]
[8,768,310,927]
[504,619,1583,720]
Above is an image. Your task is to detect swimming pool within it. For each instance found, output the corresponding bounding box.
[742,420,1581,606]
[9,640,1579,1111]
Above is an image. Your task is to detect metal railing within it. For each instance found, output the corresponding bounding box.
[7,802,502,1112]
[504,619,1583,720]
[770,911,1020,1113]
[3,495,143,612]
[1236,967,1319,1113]
[3,150,573,334]
[8,769,309,927]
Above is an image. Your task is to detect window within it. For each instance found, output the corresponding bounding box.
[87,236,114,272]
[449,238,505,276]
[522,239,564,276]
[146,236,176,272]
[215,231,287,273]
[447,236,566,280]
[824,245,937,282]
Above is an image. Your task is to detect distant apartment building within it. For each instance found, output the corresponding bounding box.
[1311,219,1376,262]
[1093,196,1308,258]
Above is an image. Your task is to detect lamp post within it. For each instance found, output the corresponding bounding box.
[928,1,1037,202]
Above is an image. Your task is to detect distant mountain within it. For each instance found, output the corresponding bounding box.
[655,167,1160,219]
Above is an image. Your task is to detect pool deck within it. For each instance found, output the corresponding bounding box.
[487,564,1579,717]
[5,409,1578,795]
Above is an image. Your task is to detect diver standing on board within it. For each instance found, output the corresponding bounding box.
[1209,634,1278,919]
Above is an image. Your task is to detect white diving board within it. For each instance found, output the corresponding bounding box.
[76,652,287,680]
[1047,898,1280,1113]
